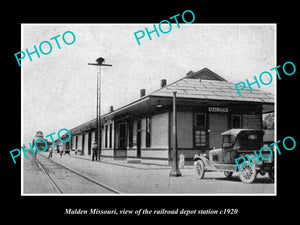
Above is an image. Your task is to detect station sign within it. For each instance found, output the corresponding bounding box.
[208,107,229,113]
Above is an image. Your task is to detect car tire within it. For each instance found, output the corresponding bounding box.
[224,171,233,178]
[194,160,205,179]
[238,161,257,184]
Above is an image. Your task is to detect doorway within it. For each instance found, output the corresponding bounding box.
[209,113,228,149]
[136,120,141,158]
[82,134,85,155]
[118,122,127,149]
[88,132,92,155]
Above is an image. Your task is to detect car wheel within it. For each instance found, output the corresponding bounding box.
[224,171,233,178]
[238,161,257,184]
[194,160,205,179]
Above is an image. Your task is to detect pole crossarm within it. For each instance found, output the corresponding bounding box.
[88,63,112,66]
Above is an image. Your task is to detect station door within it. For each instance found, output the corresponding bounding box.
[209,114,228,149]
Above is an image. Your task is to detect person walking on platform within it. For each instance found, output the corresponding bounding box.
[92,142,98,161]
[58,145,63,158]
[48,146,53,158]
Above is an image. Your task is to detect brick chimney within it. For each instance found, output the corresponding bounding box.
[186,70,194,76]
[140,89,146,98]
[161,79,167,88]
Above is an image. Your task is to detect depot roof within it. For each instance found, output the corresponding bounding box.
[102,68,274,117]
[150,68,274,103]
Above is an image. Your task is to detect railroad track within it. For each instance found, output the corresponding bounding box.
[33,154,120,194]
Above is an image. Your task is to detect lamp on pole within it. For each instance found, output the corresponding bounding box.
[169,91,182,177]
[88,57,112,161]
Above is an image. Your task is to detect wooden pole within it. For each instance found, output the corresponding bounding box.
[98,67,101,161]
[88,59,112,161]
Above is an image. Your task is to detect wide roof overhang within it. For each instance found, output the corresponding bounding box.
[69,94,274,135]
[102,95,274,122]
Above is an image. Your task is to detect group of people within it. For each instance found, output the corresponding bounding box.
[47,142,99,161]
[47,145,64,158]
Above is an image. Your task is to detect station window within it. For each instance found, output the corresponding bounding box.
[194,113,206,147]
[195,113,206,127]
[232,115,241,128]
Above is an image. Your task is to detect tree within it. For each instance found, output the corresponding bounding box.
[263,113,274,129]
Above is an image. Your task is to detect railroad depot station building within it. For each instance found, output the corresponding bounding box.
[67,68,274,165]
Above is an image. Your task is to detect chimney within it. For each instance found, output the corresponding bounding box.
[161,79,167,88]
[186,70,194,76]
[109,106,114,112]
[140,89,146,98]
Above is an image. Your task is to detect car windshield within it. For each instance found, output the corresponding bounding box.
[222,135,233,149]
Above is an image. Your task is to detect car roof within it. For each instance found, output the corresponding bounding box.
[221,129,264,137]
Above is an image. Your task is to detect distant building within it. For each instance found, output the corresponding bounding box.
[67,68,274,164]
[32,130,46,151]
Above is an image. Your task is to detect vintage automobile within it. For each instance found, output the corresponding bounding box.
[193,129,274,184]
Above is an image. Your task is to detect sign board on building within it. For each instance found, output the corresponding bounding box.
[208,107,229,113]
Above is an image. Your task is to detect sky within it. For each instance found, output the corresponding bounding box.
[22,24,275,145]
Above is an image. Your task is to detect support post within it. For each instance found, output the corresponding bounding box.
[97,68,101,161]
[170,91,182,177]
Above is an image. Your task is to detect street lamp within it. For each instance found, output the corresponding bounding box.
[169,91,182,177]
[88,57,112,161]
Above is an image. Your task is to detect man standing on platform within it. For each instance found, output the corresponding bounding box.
[92,142,98,161]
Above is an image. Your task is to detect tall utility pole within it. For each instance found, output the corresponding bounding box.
[169,91,182,177]
[88,57,112,161]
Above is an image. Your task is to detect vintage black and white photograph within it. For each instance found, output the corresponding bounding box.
[21,23,276,195]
